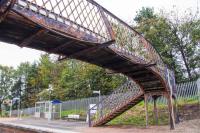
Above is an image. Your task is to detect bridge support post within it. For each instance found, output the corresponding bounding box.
[88,109,91,127]
[174,97,180,124]
[165,93,175,130]
[153,96,158,125]
[144,94,149,128]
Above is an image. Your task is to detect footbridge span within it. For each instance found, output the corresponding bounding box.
[0,0,176,129]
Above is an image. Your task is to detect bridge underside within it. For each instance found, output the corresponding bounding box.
[0,10,164,93]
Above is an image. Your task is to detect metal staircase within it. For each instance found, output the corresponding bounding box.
[88,80,144,127]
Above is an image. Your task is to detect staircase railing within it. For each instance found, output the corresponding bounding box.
[88,80,143,126]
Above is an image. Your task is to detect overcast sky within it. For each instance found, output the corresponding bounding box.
[0,0,199,68]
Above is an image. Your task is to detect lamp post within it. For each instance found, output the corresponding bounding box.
[46,84,53,121]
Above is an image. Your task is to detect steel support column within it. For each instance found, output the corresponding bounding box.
[165,93,175,130]
[144,94,149,128]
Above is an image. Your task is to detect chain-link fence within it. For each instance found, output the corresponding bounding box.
[11,78,200,117]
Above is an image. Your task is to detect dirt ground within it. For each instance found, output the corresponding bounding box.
[79,119,200,133]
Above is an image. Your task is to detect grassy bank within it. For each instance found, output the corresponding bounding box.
[59,98,199,126]
[108,101,169,127]
[108,98,199,126]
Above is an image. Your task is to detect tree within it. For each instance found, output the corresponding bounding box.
[134,7,157,23]
[0,65,14,111]
[37,54,54,89]
[134,7,183,81]
[168,16,200,80]
[11,62,40,108]
[134,7,200,81]
[47,59,126,101]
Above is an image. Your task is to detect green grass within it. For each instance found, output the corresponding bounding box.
[177,97,199,105]
[0,111,9,117]
[108,98,200,126]
[108,101,169,127]
[59,98,199,126]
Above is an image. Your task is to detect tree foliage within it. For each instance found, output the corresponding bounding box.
[0,65,14,110]
[134,7,200,81]
[2,54,125,108]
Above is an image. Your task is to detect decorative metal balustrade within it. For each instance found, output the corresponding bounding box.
[88,80,143,126]
[8,0,171,91]
[15,0,110,42]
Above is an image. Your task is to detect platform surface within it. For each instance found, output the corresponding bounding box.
[0,118,87,133]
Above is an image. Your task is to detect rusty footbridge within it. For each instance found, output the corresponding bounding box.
[0,0,177,129]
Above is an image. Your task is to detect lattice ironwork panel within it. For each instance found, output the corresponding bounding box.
[98,3,171,90]
[104,12,167,80]
[16,0,110,43]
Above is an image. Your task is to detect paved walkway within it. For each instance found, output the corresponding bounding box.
[0,118,199,133]
[0,118,87,133]
[80,119,200,133]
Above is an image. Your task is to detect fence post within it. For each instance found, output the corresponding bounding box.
[197,78,200,106]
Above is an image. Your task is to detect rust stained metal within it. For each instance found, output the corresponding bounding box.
[0,0,16,22]
[13,6,99,43]
[0,0,12,13]
[119,63,157,73]
[19,29,48,47]
[64,40,115,60]
[99,6,115,40]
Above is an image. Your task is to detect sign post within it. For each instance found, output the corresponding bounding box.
[93,90,102,117]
